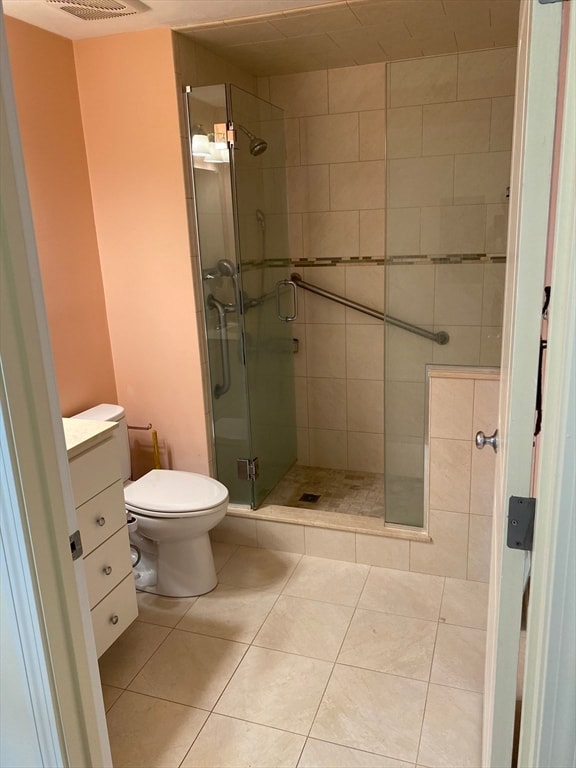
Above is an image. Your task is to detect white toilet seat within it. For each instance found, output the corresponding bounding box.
[125,469,228,519]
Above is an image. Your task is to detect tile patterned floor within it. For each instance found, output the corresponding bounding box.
[100,543,487,768]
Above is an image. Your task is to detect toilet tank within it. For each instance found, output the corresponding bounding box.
[72,403,131,482]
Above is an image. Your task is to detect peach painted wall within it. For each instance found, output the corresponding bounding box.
[5,17,117,415]
[73,29,210,476]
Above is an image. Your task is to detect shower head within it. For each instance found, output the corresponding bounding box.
[237,123,268,156]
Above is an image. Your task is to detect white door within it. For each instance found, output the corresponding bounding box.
[0,9,112,766]
[483,0,566,766]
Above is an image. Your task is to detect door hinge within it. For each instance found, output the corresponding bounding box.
[507,496,536,551]
[215,121,236,147]
[69,529,83,561]
[237,457,259,481]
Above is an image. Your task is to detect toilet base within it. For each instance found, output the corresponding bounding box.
[137,532,218,598]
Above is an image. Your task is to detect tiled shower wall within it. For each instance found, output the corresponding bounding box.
[257,47,514,474]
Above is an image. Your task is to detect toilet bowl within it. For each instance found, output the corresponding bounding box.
[72,404,228,597]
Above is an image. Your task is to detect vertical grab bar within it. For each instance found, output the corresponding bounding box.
[275,279,298,322]
[206,294,231,398]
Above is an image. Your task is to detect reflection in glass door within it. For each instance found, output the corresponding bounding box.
[186,84,297,508]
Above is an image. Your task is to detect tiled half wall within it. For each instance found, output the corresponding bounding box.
[212,366,498,582]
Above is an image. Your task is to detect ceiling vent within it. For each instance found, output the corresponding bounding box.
[46,0,149,22]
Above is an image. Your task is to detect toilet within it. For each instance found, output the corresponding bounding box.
[72,404,228,597]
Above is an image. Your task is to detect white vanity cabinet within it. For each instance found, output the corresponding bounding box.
[63,418,137,657]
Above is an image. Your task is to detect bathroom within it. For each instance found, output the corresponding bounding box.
[2,0,523,765]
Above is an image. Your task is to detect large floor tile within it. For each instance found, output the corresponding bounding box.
[218,546,301,591]
[128,629,247,708]
[98,621,171,688]
[358,568,444,621]
[106,691,207,768]
[338,609,437,680]
[283,556,370,606]
[417,684,483,767]
[430,624,486,692]
[214,646,333,735]
[181,713,305,768]
[439,578,489,629]
[177,584,279,643]
[254,595,354,661]
[212,541,238,572]
[136,591,198,628]
[311,664,427,763]
[101,685,123,712]
[299,739,414,767]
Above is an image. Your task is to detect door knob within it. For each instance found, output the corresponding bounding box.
[475,429,498,453]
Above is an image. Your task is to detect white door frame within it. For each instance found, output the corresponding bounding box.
[0,7,112,766]
[483,0,564,766]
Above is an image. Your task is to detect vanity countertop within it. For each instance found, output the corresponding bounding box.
[62,417,117,459]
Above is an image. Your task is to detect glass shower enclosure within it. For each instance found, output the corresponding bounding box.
[186,84,297,508]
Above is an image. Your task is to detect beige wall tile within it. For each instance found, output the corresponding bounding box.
[386,207,421,256]
[358,210,386,258]
[309,428,347,469]
[390,54,458,107]
[305,527,356,561]
[388,156,454,208]
[432,325,482,366]
[468,514,492,582]
[458,47,517,100]
[420,204,487,254]
[480,326,503,366]
[303,265,346,323]
[300,113,359,165]
[286,165,330,213]
[490,95,515,151]
[454,151,512,204]
[429,378,474,440]
[284,117,301,166]
[356,534,410,570]
[486,203,509,252]
[386,325,434,382]
[470,445,496,516]
[429,438,471,513]
[347,431,384,473]
[292,323,307,376]
[269,70,328,117]
[385,437,424,478]
[296,427,310,464]
[306,323,346,378]
[256,520,306,554]
[410,509,469,578]
[212,515,258,547]
[387,106,423,159]
[330,161,386,210]
[346,324,385,380]
[434,264,484,325]
[482,263,506,325]
[347,379,384,434]
[302,211,359,260]
[294,376,308,428]
[387,264,435,324]
[473,379,500,433]
[288,212,303,260]
[423,99,491,156]
[329,62,387,113]
[386,381,426,438]
[359,110,386,161]
[345,264,386,320]
[308,377,347,430]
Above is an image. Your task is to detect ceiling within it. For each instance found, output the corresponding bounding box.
[3,0,520,76]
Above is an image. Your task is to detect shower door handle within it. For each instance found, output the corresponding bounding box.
[275,279,298,322]
[206,294,231,398]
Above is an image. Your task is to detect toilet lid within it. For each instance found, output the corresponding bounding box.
[124,470,228,515]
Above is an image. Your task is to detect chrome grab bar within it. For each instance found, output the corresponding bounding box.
[291,273,449,345]
[275,279,298,322]
[206,294,231,398]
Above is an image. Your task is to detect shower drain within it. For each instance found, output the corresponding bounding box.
[299,493,321,503]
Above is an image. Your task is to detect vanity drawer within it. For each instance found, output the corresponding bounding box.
[84,526,132,609]
[69,437,121,507]
[77,480,126,556]
[91,573,138,658]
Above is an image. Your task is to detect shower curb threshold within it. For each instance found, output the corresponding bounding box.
[226,503,431,542]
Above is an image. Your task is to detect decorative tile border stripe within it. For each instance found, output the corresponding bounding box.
[238,253,506,271]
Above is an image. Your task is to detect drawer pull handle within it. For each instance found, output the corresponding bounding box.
[97,517,106,527]
[103,565,113,575]
[110,615,119,625]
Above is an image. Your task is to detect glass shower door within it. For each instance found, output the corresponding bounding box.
[187,84,297,508]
